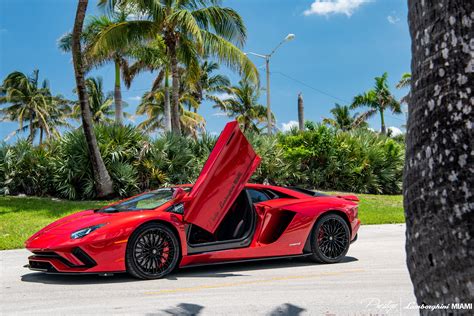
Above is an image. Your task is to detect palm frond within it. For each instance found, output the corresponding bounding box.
[201,30,259,84]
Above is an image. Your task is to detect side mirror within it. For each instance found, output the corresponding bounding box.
[172,188,187,201]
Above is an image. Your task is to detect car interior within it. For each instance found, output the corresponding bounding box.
[187,189,277,245]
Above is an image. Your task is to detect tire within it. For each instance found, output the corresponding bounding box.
[126,222,180,279]
[309,213,350,264]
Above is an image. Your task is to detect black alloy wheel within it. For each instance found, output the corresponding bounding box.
[309,214,350,263]
[126,223,180,279]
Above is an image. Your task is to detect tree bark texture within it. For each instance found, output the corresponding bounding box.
[405,0,473,309]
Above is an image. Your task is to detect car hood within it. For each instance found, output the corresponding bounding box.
[25,208,151,249]
[25,210,111,244]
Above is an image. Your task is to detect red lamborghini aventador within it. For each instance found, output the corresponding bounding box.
[25,121,360,279]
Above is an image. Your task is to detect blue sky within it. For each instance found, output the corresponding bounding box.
[0,0,410,141]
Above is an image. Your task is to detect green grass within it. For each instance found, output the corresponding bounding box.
[327,192,404,224]
[0,193,404,250]
[351,193,404,225]
[0,196,111,250]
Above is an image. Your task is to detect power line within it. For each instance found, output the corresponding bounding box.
[272,71,349,104]
[272,70,406,122]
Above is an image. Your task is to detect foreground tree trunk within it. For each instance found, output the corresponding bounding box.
[114,58,122,124]
[405,0,473,308]
[72,0,113,198]
[297,92,304,131]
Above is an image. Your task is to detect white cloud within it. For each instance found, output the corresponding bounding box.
[388,126,403,136]
[281,120,299,132]
[303,0,371,17]
[128,96,141,101]
[212,111,229,117]
[213,92,234,100]
[387,13,400,24]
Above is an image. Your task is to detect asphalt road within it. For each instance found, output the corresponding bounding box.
[0,224,417,315]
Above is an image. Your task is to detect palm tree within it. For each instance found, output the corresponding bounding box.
[323,104,369,131]
[71,0,113,198]
[95,0,258,134]
[405,0,472,306]
[37,94,72,144]
[212,79,268,133]
[297,92,304,131]
[396,72,411,104]
[72,77,116,124]
[122,38,170,131]
[59,11,136,125]
[136,68,205,137]
[191,60,230,112]
[0,70,70,143]
[351,72,401,134]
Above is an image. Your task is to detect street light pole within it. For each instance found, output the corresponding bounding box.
[246,33,295,135]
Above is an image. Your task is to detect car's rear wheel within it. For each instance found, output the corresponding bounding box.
[126,223,180,279]
[309,214,350,263]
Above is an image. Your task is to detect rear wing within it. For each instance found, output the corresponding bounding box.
[336,195,360,202]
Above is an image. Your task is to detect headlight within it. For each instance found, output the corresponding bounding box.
[71,224,106,239]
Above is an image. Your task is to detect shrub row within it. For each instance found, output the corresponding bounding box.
[0,124,404,199]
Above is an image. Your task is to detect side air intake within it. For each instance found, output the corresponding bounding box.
[259,211,296,244]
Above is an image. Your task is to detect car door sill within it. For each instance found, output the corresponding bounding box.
[180,253,312,269]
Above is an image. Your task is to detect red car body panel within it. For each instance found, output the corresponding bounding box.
[25,121,360,274]
[184,121,260,233]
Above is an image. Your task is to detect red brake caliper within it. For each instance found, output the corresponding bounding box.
[318,227,325,243]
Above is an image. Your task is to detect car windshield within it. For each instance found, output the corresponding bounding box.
[101,189,175,212]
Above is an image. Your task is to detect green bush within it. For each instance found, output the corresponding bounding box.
[278,126,404,194]
[0,124,404,199]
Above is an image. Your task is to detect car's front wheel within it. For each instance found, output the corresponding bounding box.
[126,222,180,279]
[309,214,350,263]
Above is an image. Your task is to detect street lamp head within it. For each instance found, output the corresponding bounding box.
[285,33,295,42]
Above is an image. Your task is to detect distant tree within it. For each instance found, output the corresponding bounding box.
[297,93,304,131]
[351,72,401,134]
[211,79,268,133]
[123,39,170,131]
[72,77,117,124]
[71,0,113,198]
[136,68,205,137]
[59,10,137,125]
[95,0,258,134]
[405,0,473,307]
[323,104,369,131]
[396,72,411,104]
[0,70,71,143]
[191,60,230,112]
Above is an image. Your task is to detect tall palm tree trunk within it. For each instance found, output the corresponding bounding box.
[379,109,386,134]
[114,59,122,124]
[163,67,171,132]
[168,41,181,135]
[28,112,34,143]
[39,127,43,145]
[297,92,304,131]
[405,0,473,308]
[72,0,113,198]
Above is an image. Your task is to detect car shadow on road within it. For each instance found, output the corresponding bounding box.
[166,256,358,280]
[21,256,358,285]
